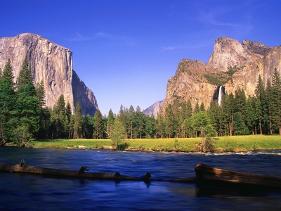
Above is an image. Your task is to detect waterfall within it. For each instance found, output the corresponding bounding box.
[218,86,223,106]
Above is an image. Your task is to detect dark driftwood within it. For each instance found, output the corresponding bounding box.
[0,163,198,183]
[5,162,280,190]
[0,163,151,182]
[195,163,281,190]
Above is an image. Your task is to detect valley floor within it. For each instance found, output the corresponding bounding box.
[31,135,281,153]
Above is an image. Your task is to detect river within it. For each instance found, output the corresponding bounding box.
[0,147,281,210]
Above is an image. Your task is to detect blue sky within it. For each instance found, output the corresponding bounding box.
[1,0,281,114]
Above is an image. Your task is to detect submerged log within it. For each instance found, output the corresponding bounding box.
[195,163,281,190]
[0,163,150,182]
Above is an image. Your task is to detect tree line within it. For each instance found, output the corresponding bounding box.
[155,70,281,138]
[1,59,281,147]
[0,60,45,146]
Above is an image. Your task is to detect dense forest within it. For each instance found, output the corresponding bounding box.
[0,60,281,147]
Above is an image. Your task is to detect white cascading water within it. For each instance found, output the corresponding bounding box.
[218,86,223,106]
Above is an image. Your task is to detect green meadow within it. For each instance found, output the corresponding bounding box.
[31,135,281,153]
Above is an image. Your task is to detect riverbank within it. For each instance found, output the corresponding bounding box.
[31,135,281,153]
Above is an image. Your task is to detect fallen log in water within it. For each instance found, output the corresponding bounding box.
[4,162,280,190]
[195,163,281,190]
[0,163,151,182]
[0,163,199,184]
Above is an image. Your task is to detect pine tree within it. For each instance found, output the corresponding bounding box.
[133,106,145,138]
[232,89,249,135]
[156,114,166,138]
[36,81,45,108]
[233,88,247,115]
[171,98,185,137]
[66,103,72,138]
[35,81,51,139]
[266,79,273,134]
[51,95,67,138]
[37,108,51,139]
[208,102,225,136]
[222,93,235,135]
[82,115,93,138]
[15,59,40,146]
[111,117,126,149]
[233,112,249,135]
[73,104,83,138]
[255,75,268,134]
[93,110,103,138]
[118,105,127,136]
[165,104,176,138]
[245,97,258,134]
[270,69,281,135]
[106,109,115,138]
[190,111,216,137]
[182,118,193,138]
[128,105,135,138]
[0,60,17,145]
[144,115,156,138]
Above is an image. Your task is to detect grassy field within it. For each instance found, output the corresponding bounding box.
[31,135,281,153]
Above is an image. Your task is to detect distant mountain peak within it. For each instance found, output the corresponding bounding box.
[143,100,163,117]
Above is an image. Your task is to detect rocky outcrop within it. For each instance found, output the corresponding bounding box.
[160,37,281,114]
[0,33,98,114]
[143,100,163,117]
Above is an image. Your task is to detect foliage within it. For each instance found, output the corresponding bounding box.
[111,117,126,150]
[16,59,40,145]
[1,58,281,148]
[196,137,214,153]
[106,109,115,137]
[93,110,104,138]
[190,111,216,137]
[233,112,250,135]
[14,125,33,147]
[204,66,239,86]
[50,95,68,138]
[0,60,17,145]
[73,104,83,138]
[269,69,281,135]
[82,115,93,138]
[36,82,51,139]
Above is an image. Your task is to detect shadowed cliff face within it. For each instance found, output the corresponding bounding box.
[159,37,281,114]
[0,33,98,115]
[72,71,98,115]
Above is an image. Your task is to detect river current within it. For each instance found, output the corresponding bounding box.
[0,147,281,210]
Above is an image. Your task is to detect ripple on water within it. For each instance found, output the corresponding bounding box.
[0,147,281,210]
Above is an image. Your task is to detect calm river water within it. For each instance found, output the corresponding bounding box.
[0,147,281,210]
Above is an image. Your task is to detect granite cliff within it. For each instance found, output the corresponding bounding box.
[0,33,98,115]
[151,37,281,116]
[143,101,163,117]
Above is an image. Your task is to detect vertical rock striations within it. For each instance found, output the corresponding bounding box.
[0,33,98,114]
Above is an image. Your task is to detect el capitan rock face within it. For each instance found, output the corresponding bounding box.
[0,33,98,115]
[159,37,281,114]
